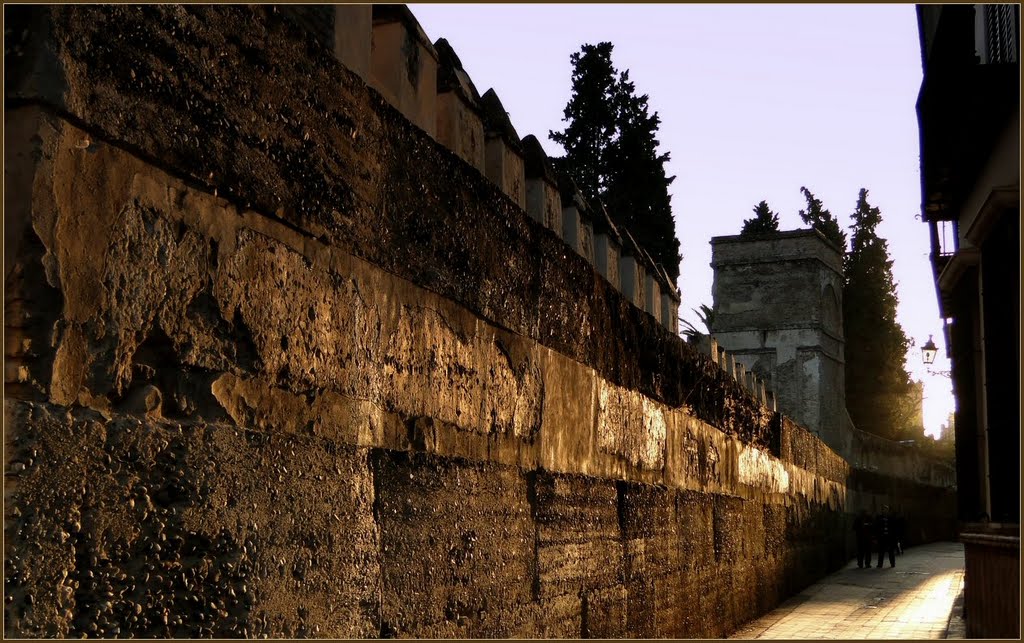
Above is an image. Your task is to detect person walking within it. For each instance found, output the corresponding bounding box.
[853,509,873,568]
[875,505,896,568]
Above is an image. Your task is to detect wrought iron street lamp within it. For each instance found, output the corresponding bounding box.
[919,335,952,378]
[921,335,938,365]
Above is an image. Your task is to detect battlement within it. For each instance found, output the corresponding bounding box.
[290,3,682,335]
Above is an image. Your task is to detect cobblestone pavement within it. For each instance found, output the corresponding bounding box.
[730,541,965,640]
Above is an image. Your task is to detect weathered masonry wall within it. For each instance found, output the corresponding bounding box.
[711,230,849,456]
[708,229,957,490]
[4,5,954,638]
[322,3,683,334]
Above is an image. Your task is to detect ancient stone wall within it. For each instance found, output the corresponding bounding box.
[710,229,849,455]
[4,5,954,638]
[354,4,682,332]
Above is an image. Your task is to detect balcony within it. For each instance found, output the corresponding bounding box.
[960,523,1020,638]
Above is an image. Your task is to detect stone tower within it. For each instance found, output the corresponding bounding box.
[710,228,851,455]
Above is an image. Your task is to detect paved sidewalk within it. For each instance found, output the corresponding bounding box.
[730,541,965,639]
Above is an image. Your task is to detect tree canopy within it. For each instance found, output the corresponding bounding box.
[842,189,913,440]
[799,186,847,251]
[740,200,780,236]
[551,42,682,280]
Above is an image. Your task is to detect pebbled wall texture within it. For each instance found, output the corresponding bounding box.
[4,5,955,638]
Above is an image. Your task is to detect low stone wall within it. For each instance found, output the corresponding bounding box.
[848,428,957,488]
[3,5,954,638]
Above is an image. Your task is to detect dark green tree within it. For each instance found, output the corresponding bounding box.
[603,70,681,279]
[548,43,618,202]
[551,43,682,280]
[842,188,913,440]
[798,186,847,251]
[740,200,780,236]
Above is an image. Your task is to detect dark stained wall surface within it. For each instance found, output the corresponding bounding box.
[4,3,769,442]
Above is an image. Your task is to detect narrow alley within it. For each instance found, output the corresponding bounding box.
[730,541,965,639]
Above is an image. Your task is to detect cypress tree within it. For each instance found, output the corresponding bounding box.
[603,70,680,279]
[551,43,681,280]
[548,43,618,202]
[799,186,847,251]
[843,189,913,440]
[740,200,780,236]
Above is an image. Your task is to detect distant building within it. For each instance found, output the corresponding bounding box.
[915,4,1019,638]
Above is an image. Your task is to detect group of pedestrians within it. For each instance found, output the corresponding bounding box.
[852,505,906,569]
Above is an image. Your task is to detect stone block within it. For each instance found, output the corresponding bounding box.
[617,256,638,306]
[562,205,582,254]
[532,472,622,600]
[695,335,719,364]
[582,585,627,638]
[370,6,439,136]
[376,451,534,638]
[480,89,526,209]
[579,219,594,263]
[484,136,526,209]
[279,5,336,52]
[4,400,380,638]
[436,92,485,171]
[713,495,746,563]
[593,233,621,287]
[334,5,372,82]
[660,293,674,332]
[527,177,562,233]
[434,38,485,170]
[645,272,662,324]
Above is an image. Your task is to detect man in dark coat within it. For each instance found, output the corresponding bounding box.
[875,505,896,568]
[852,509,873,568]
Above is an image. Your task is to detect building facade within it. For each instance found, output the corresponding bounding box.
[916,4,1020,638]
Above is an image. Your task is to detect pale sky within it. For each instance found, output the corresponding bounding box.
[410,3,954,438]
